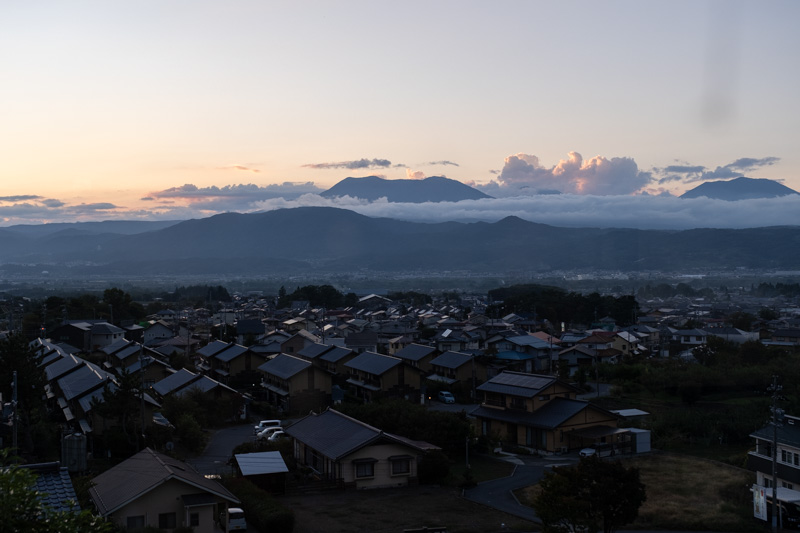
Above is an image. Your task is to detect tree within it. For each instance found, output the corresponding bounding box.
[532,456,646,533]
[0,450,113,533]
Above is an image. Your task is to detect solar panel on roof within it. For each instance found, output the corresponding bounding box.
[491,372,552,390]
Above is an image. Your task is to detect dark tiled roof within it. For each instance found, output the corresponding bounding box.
[58,363,113,401]
[470,397,596,429]
[319,346,353,363]
[430,350,472,369]
[24,462,80,514]
[215,344,248,363]
[258,354,310,380]
[152,368,199,396]
[476,371,555,398]
[89,448,238,516]
[345,351,401,376]
[297,343,334,359]
[751,417,800,448]
[197,340,230,358]
[394,343,436,362]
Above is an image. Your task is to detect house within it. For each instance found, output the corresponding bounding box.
[143,320,174,346]
[470,371,627,454]
[748,413,800,492]
[318,345,357,377]
[426,350,487,394]
[257,354,332,415]
[344,351,420,403]
[285,408,439,489]
[89,447,239,533]
[769,328,800,346]
[151,367,241,406]
[393,343,439,374]
[49,320,126,352]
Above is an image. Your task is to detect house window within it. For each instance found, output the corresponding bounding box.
[126,515,145,529]
[158,512,177,529]
[390,456,412,476]
[189,513,200,527]
[354,460,375,479]
[795,453,799,466]
[765,478,773,488]
[783,481,794,490]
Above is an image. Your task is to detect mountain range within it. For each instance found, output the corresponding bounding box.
[1,207,798,278]
[680,177,799,200]
[320,175,493,202]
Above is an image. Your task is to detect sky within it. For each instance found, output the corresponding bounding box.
[1,1,799,229]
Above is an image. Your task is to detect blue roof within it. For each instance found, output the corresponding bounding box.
[319,346,353,363]
[152,368,199,396]
[25,462,80,514]
[215,344,248,363]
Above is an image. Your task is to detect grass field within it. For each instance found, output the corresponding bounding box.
[516,452,761,532]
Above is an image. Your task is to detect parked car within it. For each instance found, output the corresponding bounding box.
[256,426,284,440]
[222,507,247,531]
[580,443,614,457]
[268,430,289,442]
[437,391,455,404]
[253,419,281,435]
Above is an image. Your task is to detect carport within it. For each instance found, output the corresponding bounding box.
[569,425,632,455]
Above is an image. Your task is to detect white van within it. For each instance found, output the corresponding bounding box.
[224,507,247,531]
[253,419,281,435]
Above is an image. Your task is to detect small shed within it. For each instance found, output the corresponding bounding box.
[234,451,289,494]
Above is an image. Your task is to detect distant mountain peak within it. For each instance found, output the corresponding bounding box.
[680,177,798,200]
[320,175,493,203]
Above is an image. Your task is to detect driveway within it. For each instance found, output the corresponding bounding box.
[187,422,256,476]
[462,453,578,523]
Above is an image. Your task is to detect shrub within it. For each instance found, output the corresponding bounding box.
[224,477,295,533]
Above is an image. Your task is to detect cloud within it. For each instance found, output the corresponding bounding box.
[251,193,800,230]
[72,203,119,212]
[42,199,65,208]
[302,158,393,170]
[654,156,780,185]
[217,165,261,173]
[425,160,459,167]
[146,182,324,212]
[475,152,652,197]
[0,195,43,202]
[406,169,426,180]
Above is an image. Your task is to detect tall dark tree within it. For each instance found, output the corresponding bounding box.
[533,456,646,533]
[0,333,46,454]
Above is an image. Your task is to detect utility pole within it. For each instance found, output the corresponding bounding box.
[768,375,783,533]
[11,371,18,453]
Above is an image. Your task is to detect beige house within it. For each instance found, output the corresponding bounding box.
[257,353,332,415]
[285,408,439,489]
[470,371,626,454]
[89,448,239,533]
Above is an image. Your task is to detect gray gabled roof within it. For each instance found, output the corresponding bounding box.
[152,368,199,396]
[285,409,433,461]
[470,397,608,430]
[751,416,800,448]
[57,363,113,401]
[197,340,230,358]
[44,354,83,382]
[476,371,558,398]
[112,343,143,361]
[344,351,402,376]
[319,346,354,363]
[89,447,238,516]
[430,350,472,370]
[101,338,133,355]
[297,343,334,359]
[394,343,437,362]
[215,343,248,363]
[258,354,310,380]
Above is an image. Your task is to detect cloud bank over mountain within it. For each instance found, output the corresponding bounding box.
[251,192,800,230]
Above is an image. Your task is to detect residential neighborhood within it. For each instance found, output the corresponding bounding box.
[1,281,799,531]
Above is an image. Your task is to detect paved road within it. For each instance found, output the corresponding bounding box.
[463,453,578,523]
[187,422,256,476]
